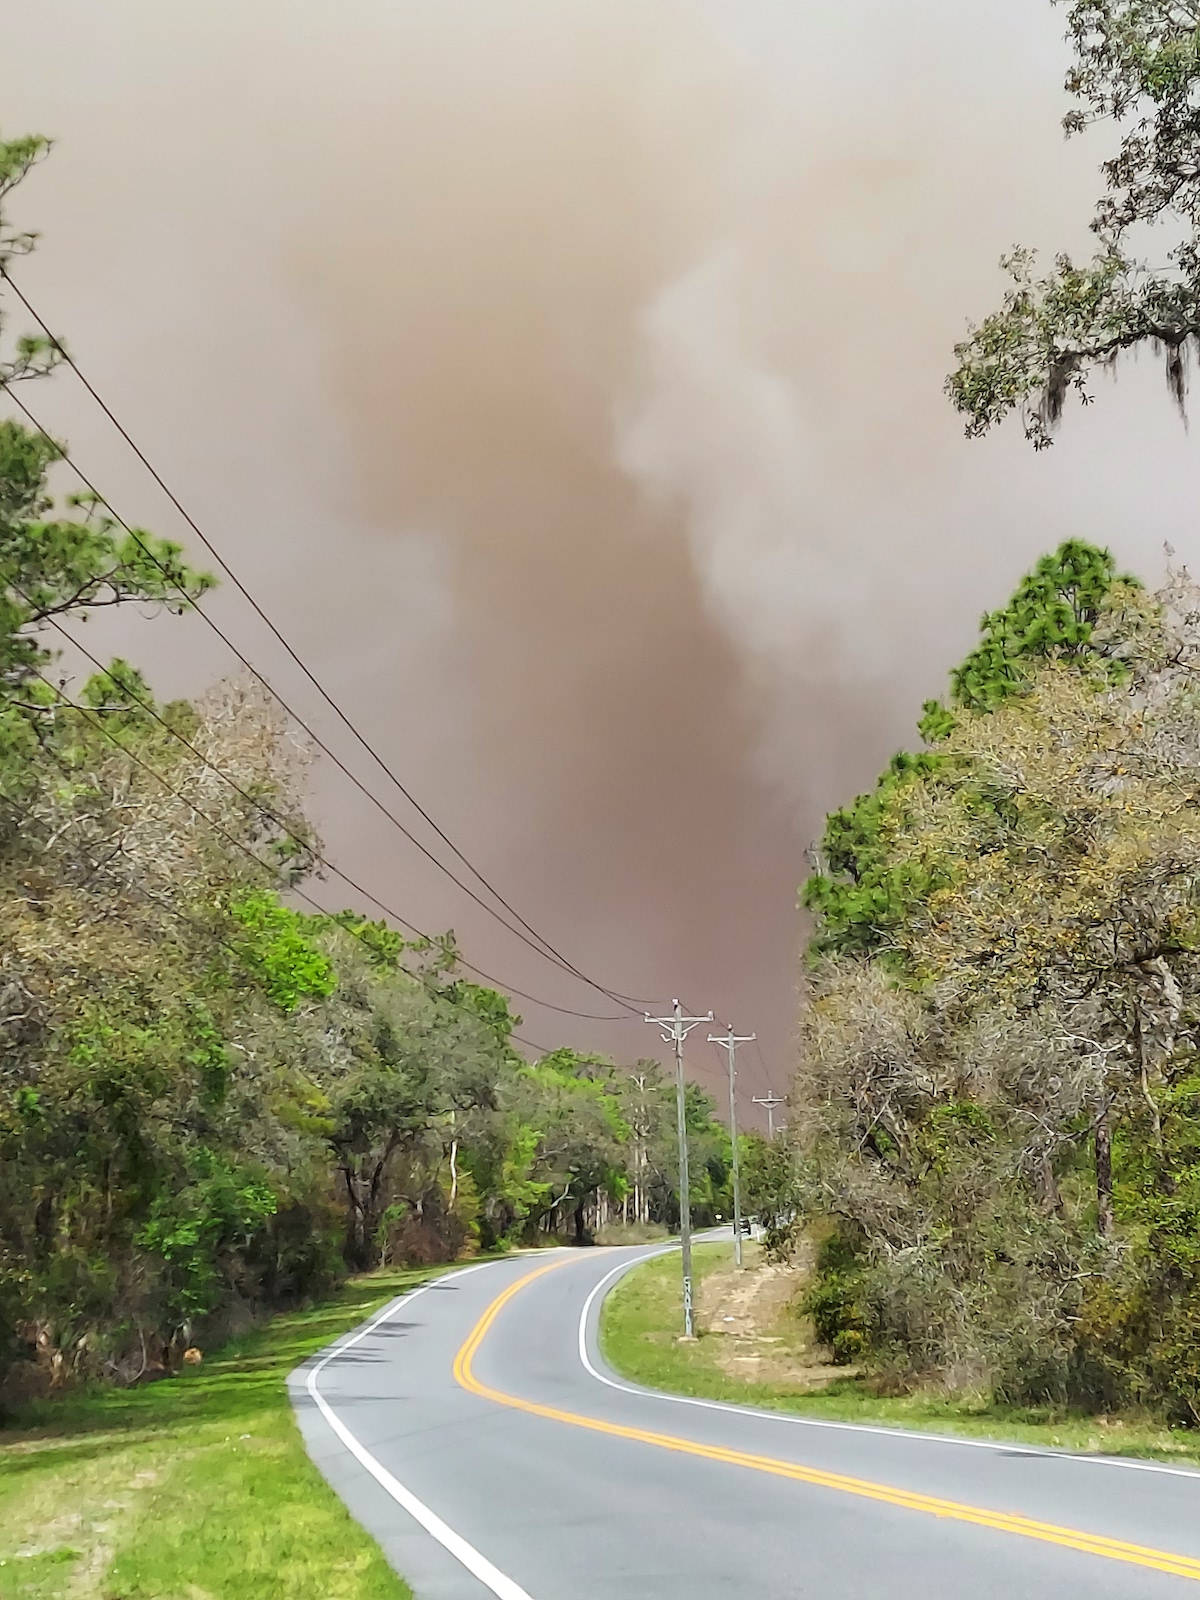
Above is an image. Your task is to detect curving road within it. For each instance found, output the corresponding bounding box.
[290,1245,1200,1598]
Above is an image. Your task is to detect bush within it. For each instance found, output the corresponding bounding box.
[802,1231,875,1364]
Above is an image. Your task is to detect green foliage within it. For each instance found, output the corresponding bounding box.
[516,1055,631,1238]
[1072,1060,1200,1423]
[0,416,211,810]
[230,893,336,1013]
[948,4,1200,443]
[802,751,947,957]
[804,541,1130,957]
[947,540,1132,712]
[924,1100,996,1156]
[138,1159,278,1320]
[182,1001,231,1106]
[0,137,210,802]
[802,1231,875,1365]
[682,1080,714,1135]
[0,131,50,195]
[741,1132,796,1232]
[439,979,520,1044]
[326,911,406,969]
[797,545,1200,1419]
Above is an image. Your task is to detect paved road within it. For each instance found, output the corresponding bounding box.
[290,1244,1200,1598]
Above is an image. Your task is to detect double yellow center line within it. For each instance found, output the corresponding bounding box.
[453,1259,1200,1585]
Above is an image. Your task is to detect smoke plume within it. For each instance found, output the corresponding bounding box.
[4,0,1200,1110]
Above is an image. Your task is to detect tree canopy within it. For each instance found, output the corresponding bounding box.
[805,540,1139,957]
[797,541,1200,1420]
[948,1,1200,445]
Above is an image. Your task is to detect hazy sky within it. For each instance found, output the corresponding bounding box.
[4,0,1200,1117]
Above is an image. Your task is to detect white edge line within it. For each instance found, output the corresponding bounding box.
[577,1245,1200,1483]
[305,1260,538,1600]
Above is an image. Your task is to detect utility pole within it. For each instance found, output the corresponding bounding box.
[708,1024,755,1268]
[645,1000,712,1338]
[753,1090,786,1141]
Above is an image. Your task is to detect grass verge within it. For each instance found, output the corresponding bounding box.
[601,1241,1200,1469]
[0,1263,462,1600]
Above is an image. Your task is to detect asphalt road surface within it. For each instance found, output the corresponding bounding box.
[290,1244,1200,1598]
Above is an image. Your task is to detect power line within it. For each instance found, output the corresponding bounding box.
[0,272,653,1014]
[4,382,648,1016]
[740,1033,771,1096]
[27,610,626,1022]
[47,602,736,1081]
[31,668,553,1057]
[35,751,584,1053]
[39,725,551,1062]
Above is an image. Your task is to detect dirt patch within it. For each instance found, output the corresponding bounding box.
[695,1240,852,1390]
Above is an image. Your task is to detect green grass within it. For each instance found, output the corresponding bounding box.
[0,1264,464,1600]
[601,1242,1200,1469]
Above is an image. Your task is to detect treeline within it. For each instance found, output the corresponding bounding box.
[0,135,749,1401]
[0,405,740,1398]
[786,0,1200,1424]
[791,541,1200,1423]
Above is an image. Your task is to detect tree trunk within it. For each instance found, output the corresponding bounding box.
[1095,1111,1113,1237]
[1034,1152,1062,1215]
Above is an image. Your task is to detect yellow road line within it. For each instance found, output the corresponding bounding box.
[453,1260,1200,1585]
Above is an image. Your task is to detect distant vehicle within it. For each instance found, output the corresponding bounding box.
[737,1218,752,1235]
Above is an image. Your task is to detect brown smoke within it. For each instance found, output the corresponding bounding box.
[5,0,1200,1112]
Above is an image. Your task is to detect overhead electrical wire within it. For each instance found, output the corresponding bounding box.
[31,667,555,1056]
[33,734,436,1039]
[3,380,653,1023]
[37,740,312,997]
[752,1034,775,1091]
[24,598,628,1022]
[0,269,653,1014]
[719,1026,772,1098]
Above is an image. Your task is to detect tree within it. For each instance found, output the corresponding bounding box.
[798,543,1200,1417]
[947,2,1200,446]
[314,931,509,1267]
[508,1051,630,1243]
[741,1132,798,1241]
[615,1060,674,1224]
[0,134,346,1387]
[0,133,211,797]
[805,540,1136,957]
[0,676,340,1385]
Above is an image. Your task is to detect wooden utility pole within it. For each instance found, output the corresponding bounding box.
[708,1025,755,1267]
[644,1001,712,1338]
[753,1090,785,1141]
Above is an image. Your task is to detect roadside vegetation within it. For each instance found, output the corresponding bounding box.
[0,1265,459,1600]
[764,0,1200,1433]
[775,533,1200,1427]
[0,132,742,1412]
[791,541,1200,1421]
[602,1244,1200,1467]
